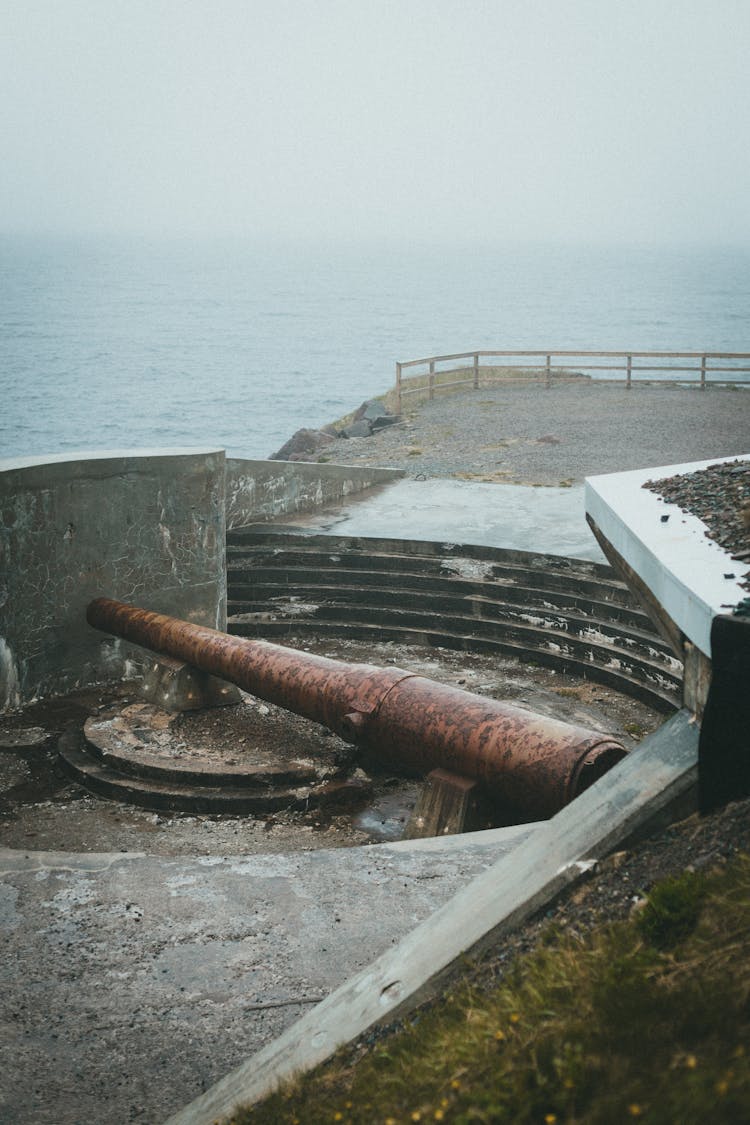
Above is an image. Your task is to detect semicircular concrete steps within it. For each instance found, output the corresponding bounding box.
[226,528,682,713]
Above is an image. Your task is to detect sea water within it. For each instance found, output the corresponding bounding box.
[2,234,749,461]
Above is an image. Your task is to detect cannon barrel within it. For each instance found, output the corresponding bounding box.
[86,597,626,818]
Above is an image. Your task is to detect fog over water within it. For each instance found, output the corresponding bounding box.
[3,1,749,246]
[2,3,749,458]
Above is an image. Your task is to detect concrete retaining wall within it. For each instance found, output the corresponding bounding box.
[0,449,227,711]
[1,451,404,711]
[226,458,404,529]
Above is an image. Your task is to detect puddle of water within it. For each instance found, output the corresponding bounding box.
[355,783,420,841]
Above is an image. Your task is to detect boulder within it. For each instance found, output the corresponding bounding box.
[269,428,335,462]
[341,419,372,439]
[371,413,401,431]
[344,399,401,436]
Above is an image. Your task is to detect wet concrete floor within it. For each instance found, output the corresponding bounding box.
[277,478,606,562]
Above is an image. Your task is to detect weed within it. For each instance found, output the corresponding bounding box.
[636,870,707,950]
[623,720,647,738]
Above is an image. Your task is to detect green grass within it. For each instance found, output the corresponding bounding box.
[225,853,750,1125]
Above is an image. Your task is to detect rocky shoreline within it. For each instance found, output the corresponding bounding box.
[269,398,401,461]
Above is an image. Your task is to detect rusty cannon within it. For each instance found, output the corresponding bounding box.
[86,597,627,819]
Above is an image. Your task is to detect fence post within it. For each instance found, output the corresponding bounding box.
[700,355,707,390]
[626,354,632,390]
[473,353,479,389]
[545,354,551,389]
[396,362,402,413]
[429,359,435,400]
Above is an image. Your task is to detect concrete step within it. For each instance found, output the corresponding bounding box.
[226,618,679,713]
[227,600,677,675]
[227,560,641,611]
[228,576,654,629]
[224,530,682,714]
[227,586,669,654]
[226,530,619,582]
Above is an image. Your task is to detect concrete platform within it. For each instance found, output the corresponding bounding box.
[585,456,750,656]
[284,478,606,562]
[0,825,534,1125]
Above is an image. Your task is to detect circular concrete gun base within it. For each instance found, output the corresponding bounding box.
[58,699,371,814]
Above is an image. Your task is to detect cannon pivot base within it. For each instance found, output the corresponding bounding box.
[140,655,241,713]
[405,768,495,839]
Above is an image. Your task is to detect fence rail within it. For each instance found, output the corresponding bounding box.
[393,350,750,412]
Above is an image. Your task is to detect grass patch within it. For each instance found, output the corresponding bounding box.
[635,871,708,951]
[228,854,750,1125]
[554,687,583,700]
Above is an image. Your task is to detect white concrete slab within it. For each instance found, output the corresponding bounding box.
[585,455,750,657]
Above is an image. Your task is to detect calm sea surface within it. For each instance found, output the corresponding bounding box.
[2,235,749,461]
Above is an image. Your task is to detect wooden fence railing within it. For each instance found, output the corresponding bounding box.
[393,350,750,412]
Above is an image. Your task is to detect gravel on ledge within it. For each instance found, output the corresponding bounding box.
[644,458,750,563]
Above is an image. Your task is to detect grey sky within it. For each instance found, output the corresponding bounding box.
[2,0,749,245]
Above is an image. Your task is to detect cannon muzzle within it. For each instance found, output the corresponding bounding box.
[86,597,626,819]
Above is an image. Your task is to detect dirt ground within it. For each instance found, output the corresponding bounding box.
[0,636,660,857]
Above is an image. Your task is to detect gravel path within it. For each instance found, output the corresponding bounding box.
[330,381,750,484]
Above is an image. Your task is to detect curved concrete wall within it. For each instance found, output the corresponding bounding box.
[0,451,404,711]
[0,449,227,711]
[226,458,404,529]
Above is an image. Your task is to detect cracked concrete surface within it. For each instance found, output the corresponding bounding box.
[0,827,534,1124]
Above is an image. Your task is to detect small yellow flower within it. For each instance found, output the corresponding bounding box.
[385,1118,397,1125]
[441,1098,450,1108]
[733,1044,745,1058]
[545,1115,557,1124]
[685,1054,697,1069]
[628,1106,643,1118]
[510,1012,521,1023]
[346,1103,353,1109]
[334,1114,344,1122]
[450,1079,461,1090]
[434,1112,445,1122]
[495,1029,506,1041]
[411,1113,422,1123]
[716,1080,729,1096]
[563,1078,575,1089]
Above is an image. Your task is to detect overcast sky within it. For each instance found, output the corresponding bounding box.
[2,1,749,246]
